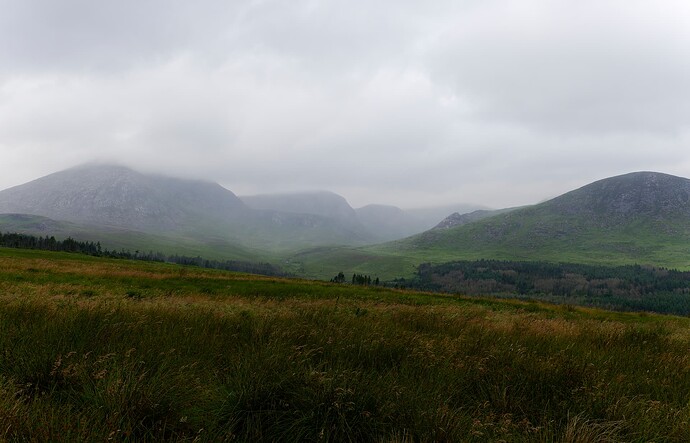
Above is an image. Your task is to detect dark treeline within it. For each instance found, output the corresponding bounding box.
[351,273,379,286]
[330,271,379,286]
[0,232,284,277]
[396,259,690,316]
[166,254,283,276]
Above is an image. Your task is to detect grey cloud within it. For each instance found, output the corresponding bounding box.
[427,1,690,135]
[1,0,690,209]
[0,0,245,73]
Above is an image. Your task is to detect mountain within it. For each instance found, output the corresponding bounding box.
[355,204,428,241]
[242,194,488,242]
[404,203,490,230]
[541,171,690,222]
[434,208,517,229]
[242,193,440,243]
[0,164,380,255]
[241,191,359,223]
[290,172,690,279]
[0,164,247,234]
[240,191,383,246]
[393,171,690,267]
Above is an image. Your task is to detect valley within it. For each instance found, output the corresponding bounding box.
[3,166,690,308]
[1,247,689,441]
[3,167,690,440]
[3,2,688,441]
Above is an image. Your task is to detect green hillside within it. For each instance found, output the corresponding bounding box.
[1,247,690,441]
[0,214,267,263]
[292,172,690,280]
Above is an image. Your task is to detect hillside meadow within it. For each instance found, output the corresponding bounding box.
[1,248,690,441]
[289,218,690,282]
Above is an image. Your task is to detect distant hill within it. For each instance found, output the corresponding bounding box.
[290,172,690,279]
[242,194,489,242]
[433,208,517,229]
[241,191,359,223]
[390,171,690,262]
[0,164,383,255]
[0,213,261,262]
[0,213,75,234]
[242,193,443,243]
[0,164,248,233]
[542,171,690,221]
[355,204,428,241]
[240,191,380,245]
[404,203,490,230]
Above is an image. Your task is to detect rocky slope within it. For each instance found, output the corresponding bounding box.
[433,208,517,229]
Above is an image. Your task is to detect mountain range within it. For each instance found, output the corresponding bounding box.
[0,164,480,259]
[2,165,689,281]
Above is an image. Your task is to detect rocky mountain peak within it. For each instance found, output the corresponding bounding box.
[545,171,690,219]
[0,163,247,231]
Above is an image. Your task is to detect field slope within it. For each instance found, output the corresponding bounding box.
[1,247,689,441]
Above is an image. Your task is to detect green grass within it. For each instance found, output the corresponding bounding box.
[284,246,421,280]
[1,247,690,441]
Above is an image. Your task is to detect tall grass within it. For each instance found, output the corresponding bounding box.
[1,248,689,441]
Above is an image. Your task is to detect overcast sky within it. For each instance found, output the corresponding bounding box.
[1,0,689,209]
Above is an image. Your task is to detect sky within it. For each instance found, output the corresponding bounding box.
[1,0,689,209]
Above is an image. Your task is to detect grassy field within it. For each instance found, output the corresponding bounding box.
[1,247,690,441]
